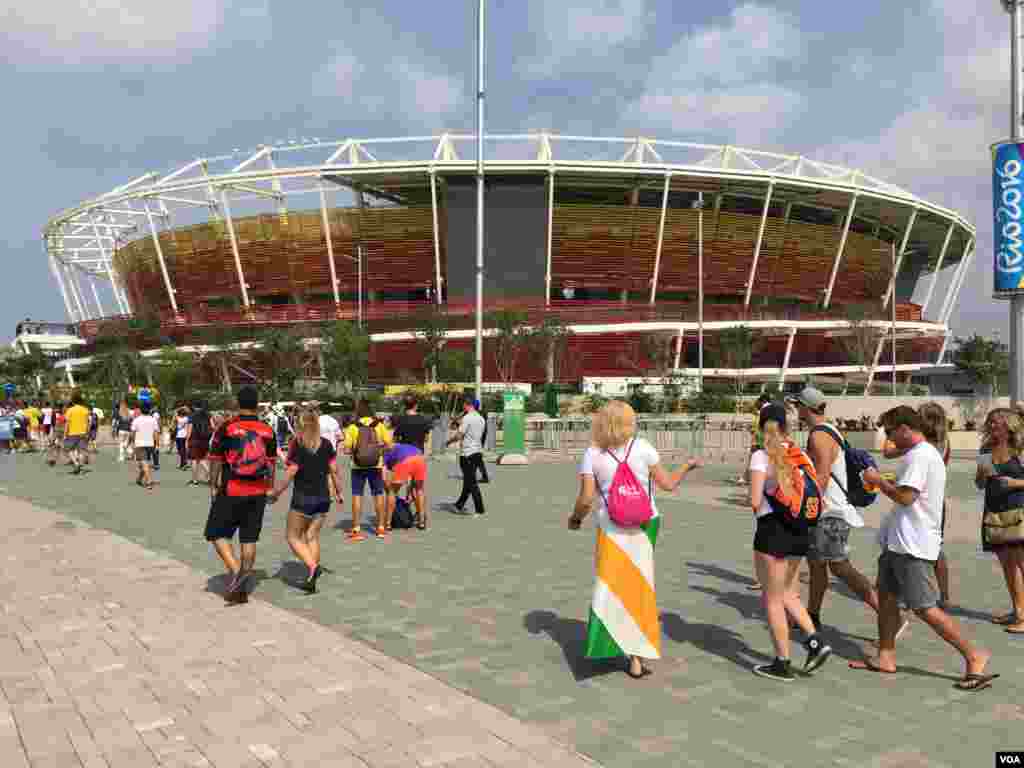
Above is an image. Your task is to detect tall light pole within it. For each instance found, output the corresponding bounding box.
[475,0,486,399]
[892,242,897,396]
[1004,0,1024,404]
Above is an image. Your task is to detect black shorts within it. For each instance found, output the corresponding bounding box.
[204,495,267,544]
[754,513,809,559]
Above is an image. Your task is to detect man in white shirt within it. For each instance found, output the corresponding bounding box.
[854,406,995,690]
[446,395,486,515]
[131,403,160,490]
[149,408,162,471]
[791,388,881,633]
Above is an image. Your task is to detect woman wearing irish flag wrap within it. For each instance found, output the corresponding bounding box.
[570,401,703,679]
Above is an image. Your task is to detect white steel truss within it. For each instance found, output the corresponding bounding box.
[920,222,956,318]
[822,194,858,309]
[744,181,774,307]
[41,133,975,326]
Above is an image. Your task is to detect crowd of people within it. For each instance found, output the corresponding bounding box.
[570,388,1003,692]
[7,383,1020,693]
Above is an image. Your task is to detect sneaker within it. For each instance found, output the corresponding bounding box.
[347,530,366,542]
[802,635,832,673]
[225,570,245,595]
[376,527,388,538]
[753,658,795,682]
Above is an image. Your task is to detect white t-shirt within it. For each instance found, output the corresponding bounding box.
[810,424,863,528]
[175,416,190,439]
[42,408,53,426]
[318,414,342,449]
[579,438,661,521]
[749,449,782,519]
[131,415,159,448]
[460,411,486,457]
[879,440,946,561]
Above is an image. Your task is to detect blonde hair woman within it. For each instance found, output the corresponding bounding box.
[918,403,952,607]
[268,408,344,594]
[749,404,831,681]
[569,401,703,679]
[976,408,1024,631]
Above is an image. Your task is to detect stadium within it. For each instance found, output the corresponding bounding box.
[42,133,976,392]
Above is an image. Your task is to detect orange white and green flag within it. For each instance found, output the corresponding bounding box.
[585,516,661,659]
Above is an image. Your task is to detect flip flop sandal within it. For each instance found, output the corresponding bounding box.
[955,673,999,692]
[992,613,1018,625]
[1005,623,1024,634]
[848,659,897,674]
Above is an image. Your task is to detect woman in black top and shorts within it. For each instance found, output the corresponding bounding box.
[269,409,344,594]
[748,404,831,681]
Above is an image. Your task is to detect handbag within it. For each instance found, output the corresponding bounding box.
[983,507,1024,546]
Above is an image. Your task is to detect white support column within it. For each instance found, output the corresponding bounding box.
[822,194,859,308]
[266,150,287,216]
[649,173,672,305]
[92,216,128,315]
[545,169,555,305]
[673,327,684,370]
[65,364,75,387]
[865,334,886,393]
[937,240,970,325]
[318,183,341,306]
[744,181,775,307]
[143,200,180,314]
[920,222,956,317]
[883,207,919,307]
[49,252,77,321]
[698,191,705,392]
[218,189,251,308]
[430,171,444,305]
[936,332,952,365]
[90,278,105,317]
[940,238,975,325]
[778,328,797,389]
[66,264,88,320]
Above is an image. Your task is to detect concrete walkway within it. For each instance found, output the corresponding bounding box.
[0,495,597,768]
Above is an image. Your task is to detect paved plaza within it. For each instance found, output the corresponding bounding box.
[0,447,1020,767]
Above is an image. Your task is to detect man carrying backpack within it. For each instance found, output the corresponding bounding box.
[204,386,277,605]
[791,388,885,634]
[342,399,393,539]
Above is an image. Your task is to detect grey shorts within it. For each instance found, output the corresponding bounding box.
[876,551,940,611]
[63,435,85,452]
[807,517,851,562]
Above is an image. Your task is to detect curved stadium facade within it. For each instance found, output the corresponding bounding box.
[43,134,976,389]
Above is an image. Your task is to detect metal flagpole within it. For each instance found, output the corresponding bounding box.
[697,192,704,392]
[892,242,897,395]
[475,0,486,400]
[1006,0,1024,405]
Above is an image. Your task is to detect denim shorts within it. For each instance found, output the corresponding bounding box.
[806,517,852,562]
[351,468,384,497]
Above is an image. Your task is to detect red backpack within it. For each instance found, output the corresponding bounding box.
[598,440,654,528]
[223,420,273,481]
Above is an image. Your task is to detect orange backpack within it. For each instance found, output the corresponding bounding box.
[767,442,823,530]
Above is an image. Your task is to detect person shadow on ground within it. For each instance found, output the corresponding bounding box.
[523,610,623,681]
[204,569,270,598]
[660,611,771,668]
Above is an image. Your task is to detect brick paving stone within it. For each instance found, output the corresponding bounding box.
[2,453,1022,767]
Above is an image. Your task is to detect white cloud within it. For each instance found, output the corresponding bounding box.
[623,4,805,143]
[521,0,653,76]
[2,0,231,63]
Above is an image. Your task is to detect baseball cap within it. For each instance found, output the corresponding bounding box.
[788,387,827,411]
[758,403,788,431]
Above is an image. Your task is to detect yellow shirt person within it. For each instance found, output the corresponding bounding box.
[64,404,91,437]
[343,417,393,469]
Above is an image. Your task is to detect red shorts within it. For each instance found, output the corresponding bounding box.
[390,455,426,486]
[189,440,209,460]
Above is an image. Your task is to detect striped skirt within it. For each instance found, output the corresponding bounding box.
[585,514,660,660]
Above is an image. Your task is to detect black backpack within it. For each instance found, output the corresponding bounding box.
[191,410,212,440]
[809,424,878,508]
[391,495,415,529]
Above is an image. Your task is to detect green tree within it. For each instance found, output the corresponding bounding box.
[254,327,307,401]
[152,346,197,407]
[412,304,451,383]
[528,316,572,384]
[952,334,1009,396]
[484,309,531,385]
[839,303,883,376]
[193,326,244,393]
[320,320,370,393]
[707,326,761,400]
[436,347,474,383]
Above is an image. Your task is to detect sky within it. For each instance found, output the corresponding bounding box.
[1,0,1009,343]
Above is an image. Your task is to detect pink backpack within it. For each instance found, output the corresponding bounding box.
[598,440,653,528]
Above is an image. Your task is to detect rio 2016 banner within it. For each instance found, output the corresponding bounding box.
[995,141,1024,293]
